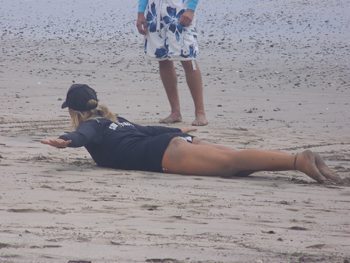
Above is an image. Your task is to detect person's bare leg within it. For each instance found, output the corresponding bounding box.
[181,60,208,126]
[192,137,233,151]
[162,139,341,183]
[163,139,296,176]
[191,137,256,176]
[159,60,182,123]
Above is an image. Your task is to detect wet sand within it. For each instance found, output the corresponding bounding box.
[0,0,350,262]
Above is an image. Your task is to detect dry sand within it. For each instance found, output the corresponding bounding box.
[0,0,350,262]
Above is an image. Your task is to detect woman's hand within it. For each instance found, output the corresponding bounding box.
[179,10,194,27]
[136,13,148,35]
[181,127,197,133]
[41,138,71,148]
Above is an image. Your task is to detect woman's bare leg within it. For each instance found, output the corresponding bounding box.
[192,137,234,151]
[191,138,254,176]
[159,60,182,123]
[163,138,295,176]
[162,138,341,183]
[192,138,285,176]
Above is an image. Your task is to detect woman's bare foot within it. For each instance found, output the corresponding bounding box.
[159,113,182,124]
[295,150,342,184]
[192,113,208,126]
[314,153,343,184]
[295,150,327,183]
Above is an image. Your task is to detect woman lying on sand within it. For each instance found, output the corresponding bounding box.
[41,84,343,184]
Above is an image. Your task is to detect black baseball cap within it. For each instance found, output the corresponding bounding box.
[61,84,98,111]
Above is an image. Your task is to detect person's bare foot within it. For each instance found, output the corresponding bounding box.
[295,150,342,184]
[314,153,343,184]
[295,150,327,183]
[192,114,208,126]
[159,113,182,124]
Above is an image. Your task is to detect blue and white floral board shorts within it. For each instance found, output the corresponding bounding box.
[144,0,199,61]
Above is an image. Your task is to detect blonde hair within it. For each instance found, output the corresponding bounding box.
[69,102,117,128]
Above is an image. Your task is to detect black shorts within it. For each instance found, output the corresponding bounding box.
[118,132,192,173]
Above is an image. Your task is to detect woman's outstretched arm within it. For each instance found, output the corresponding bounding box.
[41,119,99,148]
[41,138,71,148]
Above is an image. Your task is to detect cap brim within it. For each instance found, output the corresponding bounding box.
[61,101,68,109]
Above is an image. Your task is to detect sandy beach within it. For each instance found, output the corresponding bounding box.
[1,0,350,262]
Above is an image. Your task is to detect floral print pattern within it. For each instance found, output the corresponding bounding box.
[180,44,197,59]
[144,0,199,60]
[155,40,169,59]
[163,7,185,41]
[146,2,158,33]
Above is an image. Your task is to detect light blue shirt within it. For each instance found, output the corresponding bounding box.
[138,0,199,13]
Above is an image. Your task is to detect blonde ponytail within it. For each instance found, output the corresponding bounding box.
[69,104,117,128]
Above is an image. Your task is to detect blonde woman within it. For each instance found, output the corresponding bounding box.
[42,84,343,184]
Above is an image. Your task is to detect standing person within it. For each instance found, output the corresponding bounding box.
[41,84,344,185]
[136,0,208,126]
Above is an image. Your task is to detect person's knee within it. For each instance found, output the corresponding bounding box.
[181,60,193,70]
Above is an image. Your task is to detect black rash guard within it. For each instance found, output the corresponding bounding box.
[59,117,191,172]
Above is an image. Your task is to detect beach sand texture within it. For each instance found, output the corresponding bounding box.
[0,0,350,262]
